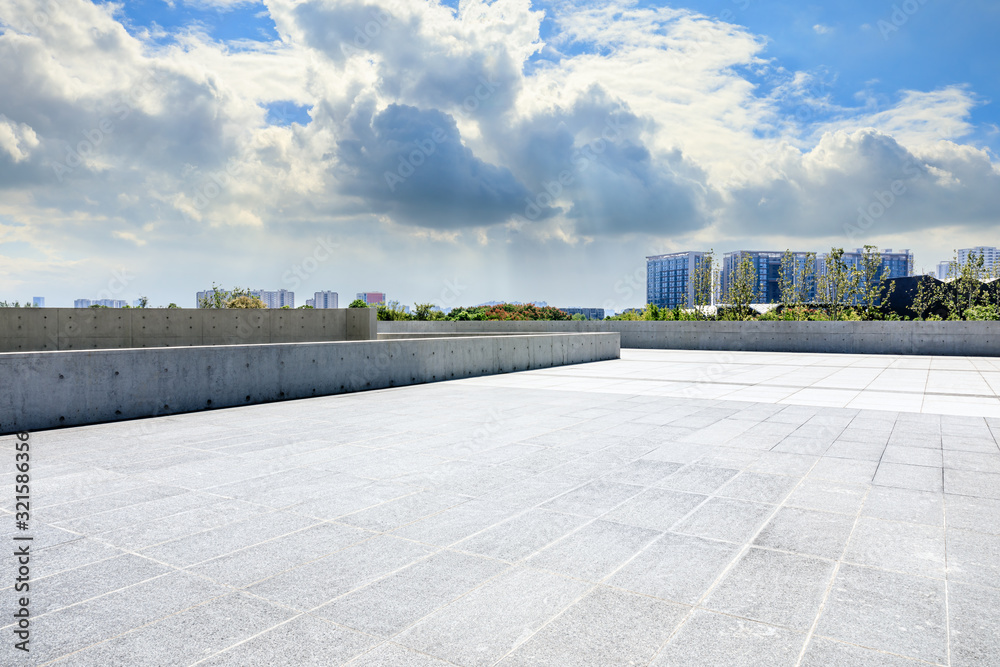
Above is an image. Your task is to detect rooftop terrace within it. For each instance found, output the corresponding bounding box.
[4,349,1000,665]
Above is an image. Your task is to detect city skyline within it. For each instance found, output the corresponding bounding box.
[1,1,999,310]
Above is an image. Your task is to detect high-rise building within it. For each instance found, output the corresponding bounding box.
[305,298,315,308]
[312,291,339,309]
[647,251,711,308]
[720,251,817,304]
[955,247,1000,277]
[32,297,44,307]
[195,289,294,308]
[357,292,386,305]
[256,289,294,309]
[74,298,127,308]
[815,248,913,302]
[937,261,955,281]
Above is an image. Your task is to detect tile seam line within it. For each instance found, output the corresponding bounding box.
[643,456,827,666]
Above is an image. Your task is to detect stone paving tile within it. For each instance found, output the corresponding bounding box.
[344,643,454,666]
[946,494,1000,534]
[861,486,945,526]
[608,532,741,604]
[843,517,946,578]
[599,487,707,532]
[454,508,590,562]
[873,462,944,493]
[800,637,930,666]
[200,614,379,666]
[947,527,1000,589]
[650,609,807,667]
[785,478,867,515]
[948,582,1000,667]
[28,553,171,616]
[658,464,741,494]
[704,547,836,631]
[754,506,856,560]
[714,471,798,504]
[672,497,774,543]
[497,586,686,666]
[394,566,590,667]
[50,593,296,666]
[816,564,948,664]
[540,479,644,517]
[944,469,1000,499]
[11,350,1000,665]
[314,550,506,637]
[245,534,435,610]
[527,519,661,582]
[190,522,375,589]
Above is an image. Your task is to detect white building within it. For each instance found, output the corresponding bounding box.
[196,288,295,308]
[74,299,127,308]
[937,261,955,281]
[312,291,339,309]
[955,247,1000,277]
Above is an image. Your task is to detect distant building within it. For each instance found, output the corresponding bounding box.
[305,298,315,308]
[357,292,386,305]
[719,251,816,304]
[74,298,127,308]
[815,248,913,303]
[32,297,44,307]
[956,247,1000,277]
[647,251,712,308]
[312,291,339,309]
[561,307,606,320]
[195,289,294,308]
[937,261,955,281]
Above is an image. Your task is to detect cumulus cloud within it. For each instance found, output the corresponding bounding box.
[0,0,998,306]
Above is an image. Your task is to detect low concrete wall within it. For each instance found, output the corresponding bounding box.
[379,321,1000,356]
[0,333,619,433]
[0,308,377,352]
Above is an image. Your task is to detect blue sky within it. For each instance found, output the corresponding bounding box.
[2,0,999,307]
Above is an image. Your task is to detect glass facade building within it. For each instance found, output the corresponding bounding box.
[646,251,710,308]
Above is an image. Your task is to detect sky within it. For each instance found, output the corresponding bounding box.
[1,0,999,311]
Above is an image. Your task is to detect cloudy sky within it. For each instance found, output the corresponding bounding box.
[1,0,998,310]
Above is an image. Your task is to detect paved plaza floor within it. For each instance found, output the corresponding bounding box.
[3,349,1000,665]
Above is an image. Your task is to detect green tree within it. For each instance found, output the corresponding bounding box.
[911,275,940,320]
[348,298,369,308]
[297,304,314,309]
[693,249,715,313]
[414,303,446,320]
[226,295,266,309]
[376,300,413,321]
[199,283,231,309]
[857,245,895,320]
[136,296,149,308]
[724,253,758,321]
[817,248,860,321]
[167,303,179,309]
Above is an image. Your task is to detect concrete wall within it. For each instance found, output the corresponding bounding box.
[0,308,377,352]
[0,333,619,433]
[379,321,1000,357]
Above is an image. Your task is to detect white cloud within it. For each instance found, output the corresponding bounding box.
[0,0,997,307]
[813,24,832,35]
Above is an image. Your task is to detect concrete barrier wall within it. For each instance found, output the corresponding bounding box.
[0,333,620,433]
[0,308,377,352]
[379,321,1000,357]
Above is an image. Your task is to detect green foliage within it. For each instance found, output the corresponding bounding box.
[817,248,860,321]
[167,303,179,309]
[136,296,149,308]
[571,313,586,321]
[376,300,412,321]
[857,245,895,319]
[693,249,715,308]
[911,275,940,320]
[724,253,758,321]
[414,303,447,321]
[348,298,369,308]
[964,305,999,321]
[0,300,37,308]
[226,295,267,309]
[444,303,572,321]
[297,305,314,309]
